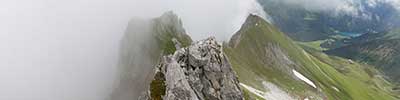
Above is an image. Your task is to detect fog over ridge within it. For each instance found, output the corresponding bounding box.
[0,0,268,100]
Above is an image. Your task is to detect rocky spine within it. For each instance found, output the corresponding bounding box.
[141,37,244,100]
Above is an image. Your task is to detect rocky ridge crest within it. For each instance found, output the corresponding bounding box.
[141,37,244,100]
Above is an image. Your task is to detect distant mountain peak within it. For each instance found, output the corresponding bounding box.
[229,14,265,48]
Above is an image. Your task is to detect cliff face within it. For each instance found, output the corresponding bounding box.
[141,37,244,100]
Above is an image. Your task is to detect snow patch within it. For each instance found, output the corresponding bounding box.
[240,82,296,100]
[292,69,317,88]
[240,83,266,99]
[332,86,340,92]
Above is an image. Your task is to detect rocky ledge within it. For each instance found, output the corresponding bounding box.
[140,37,244,100]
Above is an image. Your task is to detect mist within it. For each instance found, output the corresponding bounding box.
[275,0,356,12]
[166,0,269,40]
[0,0,267,100]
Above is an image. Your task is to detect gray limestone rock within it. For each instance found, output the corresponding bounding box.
[143,37,244,100]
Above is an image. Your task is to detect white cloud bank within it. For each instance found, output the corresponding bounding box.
[270,0,359,15]
[166,0,269,40]
[0,0,267,100]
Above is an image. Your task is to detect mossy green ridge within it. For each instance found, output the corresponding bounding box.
[113,11,192,99]
[150,71,166,100]
[224,15,398,100]
[151,11,192,54]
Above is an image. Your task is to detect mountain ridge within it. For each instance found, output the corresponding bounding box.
[113,12,398,100]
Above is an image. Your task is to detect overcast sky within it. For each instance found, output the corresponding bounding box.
[0,0,265,100]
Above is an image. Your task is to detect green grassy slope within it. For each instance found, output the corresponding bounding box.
[297,40,328,51]
[224,15,397,100]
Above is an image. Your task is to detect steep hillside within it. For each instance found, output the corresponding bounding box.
[224,14,398,100]
[111,11,192,100]
[384,28,400,40]
[325,27,400,85]
[326,39,400,84]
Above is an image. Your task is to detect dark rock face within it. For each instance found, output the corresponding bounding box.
[143,37,244,100]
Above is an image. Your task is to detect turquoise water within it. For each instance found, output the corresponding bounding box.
[338,32,362,37]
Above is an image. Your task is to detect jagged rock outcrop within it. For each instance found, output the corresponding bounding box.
[143,37,244,100]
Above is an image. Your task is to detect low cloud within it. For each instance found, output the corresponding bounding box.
[272,0,356,13]
[0,0,268,100]
[165,0,269,41]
